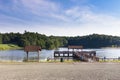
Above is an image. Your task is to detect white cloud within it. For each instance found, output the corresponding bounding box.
[20,0,59,16]
[21,0,58,11]
[65,5,120,27]
[16,0,71,22]
[38,5,120,36]
[1,0,120,36]
[0,14,28,25]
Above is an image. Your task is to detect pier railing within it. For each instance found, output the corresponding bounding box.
[54,51,98,62]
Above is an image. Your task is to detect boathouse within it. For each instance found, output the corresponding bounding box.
[24,45,41,62]
[54,45,99,62]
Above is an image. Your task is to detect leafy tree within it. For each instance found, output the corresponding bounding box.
[21,39,30,47]
[45,39,54,49]
[2,34,10,44]
[36,39,45,48]
[0,34,2,44]
[1,31,120,49]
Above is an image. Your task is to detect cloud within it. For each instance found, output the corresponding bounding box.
[0,0,120,36]
[0,14,29,26]
[20,0,59,14]
[19,0,69,22]
[0,0,61,22]
[65,5,120,25]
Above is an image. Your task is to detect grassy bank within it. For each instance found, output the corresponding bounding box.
[0,44,22,50]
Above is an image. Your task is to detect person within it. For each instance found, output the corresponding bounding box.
[104,57,106,62]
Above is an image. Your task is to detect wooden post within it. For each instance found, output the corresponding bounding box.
[58,52,60,58]
[26,51,29,61]
[63,52,65,57]
[68,48,69,60]
[54,52,55,61]
[38,51,40,62]
[94,52,96,56]
[68,52,69,60]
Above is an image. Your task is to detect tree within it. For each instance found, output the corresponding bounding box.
[2,34,10,44]
[45,39,54,49]
[36,39,45,48]
[1,32,120,49]
[54,39,60,49]
[0,34,2,44]
[20,39,30,47]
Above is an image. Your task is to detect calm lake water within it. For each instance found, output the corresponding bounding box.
[0,48,120,62]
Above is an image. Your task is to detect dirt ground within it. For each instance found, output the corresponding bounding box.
[0,62,120,80]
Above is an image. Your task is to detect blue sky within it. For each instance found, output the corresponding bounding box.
[0,0,120,36]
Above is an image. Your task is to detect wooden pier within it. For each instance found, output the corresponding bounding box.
[54,51,99,62]
[54,45,99,62]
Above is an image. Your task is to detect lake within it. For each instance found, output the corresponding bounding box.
[0,48,120,62]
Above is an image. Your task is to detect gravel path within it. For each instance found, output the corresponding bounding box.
[0,62,120,80]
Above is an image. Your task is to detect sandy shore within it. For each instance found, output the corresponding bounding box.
[0,62,120,80]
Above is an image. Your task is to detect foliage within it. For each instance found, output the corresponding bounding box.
[0,33,2,44]
[1,31,67,49]
[68,34,120,48]
[1,31,120,49]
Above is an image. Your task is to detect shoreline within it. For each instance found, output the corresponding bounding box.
[0,44,22,50]
[0,61,120,64]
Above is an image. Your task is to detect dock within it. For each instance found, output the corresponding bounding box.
[54,45,99,62]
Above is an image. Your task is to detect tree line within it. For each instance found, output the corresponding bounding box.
[0,31,120,49]
[0,31,68,49]
[68,34,120,48]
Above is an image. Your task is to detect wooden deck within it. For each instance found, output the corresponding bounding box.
[54,51,99,62]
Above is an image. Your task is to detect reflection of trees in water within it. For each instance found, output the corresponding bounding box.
[23,56,39,62]
[23,52,39,62]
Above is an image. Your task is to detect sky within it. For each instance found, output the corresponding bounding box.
[1,0,120,36]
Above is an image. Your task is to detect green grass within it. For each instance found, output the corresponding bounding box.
[99,60,120,62]
[0,44,21,50]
